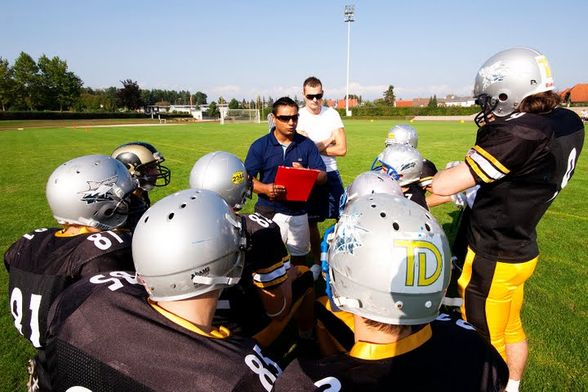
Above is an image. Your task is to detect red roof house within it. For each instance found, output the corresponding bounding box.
[559,83,588,103]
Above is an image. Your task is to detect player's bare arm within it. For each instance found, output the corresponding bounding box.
[431,162,476,196]
[324,127,347,157]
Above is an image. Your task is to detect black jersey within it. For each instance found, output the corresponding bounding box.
[273,313,508,392]
[4,227,133,348]
[418,158,438,189]
[45,272,282,392]
[464,108,584,261]
[124,191,151,231]
[403,182,428,210]
[216,212,290,336]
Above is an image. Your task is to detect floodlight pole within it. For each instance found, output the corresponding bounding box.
[344,5,355,117]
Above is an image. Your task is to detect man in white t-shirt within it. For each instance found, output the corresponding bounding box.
[297,76,347,273]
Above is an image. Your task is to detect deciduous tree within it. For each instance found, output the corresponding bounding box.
[194,91,207,105]
[38,55,83,111]
[0,57,15,111]
[228,98,240,109]
[117,79,143,110]
[207,101,219,117]
[383,85,395,106]
[12,52,40,110]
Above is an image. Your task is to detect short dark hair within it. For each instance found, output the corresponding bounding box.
[363,317,406,334]
[272,97,299,115]
[518,90,561,114]
[303,76,322,90]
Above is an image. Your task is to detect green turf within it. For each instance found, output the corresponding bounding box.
[0,119,586,391]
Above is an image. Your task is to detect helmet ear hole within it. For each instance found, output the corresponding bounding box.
[498,93,508,101]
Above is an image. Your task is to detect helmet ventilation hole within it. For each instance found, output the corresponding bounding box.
[143,216,149,223]
[180,203,187,209]
[371,204,376,208]
[395,301,403,309]
[425,223,431,232]
[425,213,432,220]
[168,212,175,220]
[75,170,81,174]
[392,222,400,231]
[104,209,113,217]
[499,93,508,101]
[380,212,386,218]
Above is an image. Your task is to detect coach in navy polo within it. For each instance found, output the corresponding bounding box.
[245,96,326,265]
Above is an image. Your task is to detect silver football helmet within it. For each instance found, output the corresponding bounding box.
[339,171,403,213]
[46,155,136,230]
[371,144,423,186]
[189,151,251,210]
[473,47,555,123]
[132,189,246,301]
[328,193,451,325]
[385,124,418,148]
[112,142,171,191]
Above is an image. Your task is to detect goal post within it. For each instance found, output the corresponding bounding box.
[221,109,261,124]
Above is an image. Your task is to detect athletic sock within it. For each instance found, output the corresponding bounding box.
[505,379,520,392]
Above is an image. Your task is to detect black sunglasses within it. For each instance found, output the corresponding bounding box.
[275,114,299,122]
[305,93,324,100]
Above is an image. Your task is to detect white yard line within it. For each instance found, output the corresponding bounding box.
[68,123,184,128]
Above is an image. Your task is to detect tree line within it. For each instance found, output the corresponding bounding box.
[0,52,462,115]
[0,52,214,112]
[0,52,303,114]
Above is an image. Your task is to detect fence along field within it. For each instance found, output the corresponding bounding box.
[0,120,586,391]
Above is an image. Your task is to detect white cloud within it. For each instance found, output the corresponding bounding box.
[139,81,474,102]
[326,82,474,100]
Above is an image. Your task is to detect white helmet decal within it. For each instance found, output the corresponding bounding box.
[79,176,120,204]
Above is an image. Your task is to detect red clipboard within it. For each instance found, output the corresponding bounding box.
[274,166,320,201]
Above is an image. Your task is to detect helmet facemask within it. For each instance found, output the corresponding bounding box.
[474,93,499,127]
[136,161,171,191]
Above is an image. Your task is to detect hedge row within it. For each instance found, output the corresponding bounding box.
[0,111,192,121]
[336,106,479,117]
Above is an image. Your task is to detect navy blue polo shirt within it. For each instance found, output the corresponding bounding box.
[245,131,326,216]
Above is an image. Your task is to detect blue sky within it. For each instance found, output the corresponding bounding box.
[2,1,586,101]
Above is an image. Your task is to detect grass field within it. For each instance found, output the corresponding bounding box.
[0,119,586,391]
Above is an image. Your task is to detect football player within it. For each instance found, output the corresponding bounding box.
[44,189,283,391]
[432,47,584,392]
[189,151,315,352]
[111,141,171,230]
[370,143,428,209]
[273,193,509,391]
[384,123,464,209]
[315,171,404,355]
[4,154,136,391]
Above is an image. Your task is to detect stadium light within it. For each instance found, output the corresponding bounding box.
[344,4,355,117]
